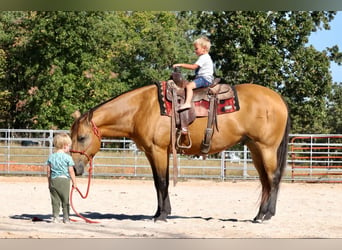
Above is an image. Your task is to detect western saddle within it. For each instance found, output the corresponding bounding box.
[168,69,235,154]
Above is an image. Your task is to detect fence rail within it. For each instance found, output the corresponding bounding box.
[0,129,341,183]
[290,135,342,183]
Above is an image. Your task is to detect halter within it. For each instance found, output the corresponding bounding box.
[69,119,101,224]
[70,120,101,157]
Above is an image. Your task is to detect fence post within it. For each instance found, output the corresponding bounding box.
[6,129,11,173]
[243,145,248,179]
[48,130,54,155]
[220,151,226,181]
[134,147,138,177]
[309,135,313,180]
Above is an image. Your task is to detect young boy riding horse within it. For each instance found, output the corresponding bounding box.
[173,36,214,111]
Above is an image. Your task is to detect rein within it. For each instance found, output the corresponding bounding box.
[69,119,101,224]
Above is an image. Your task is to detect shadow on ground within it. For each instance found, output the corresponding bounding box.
[10,212,255,223]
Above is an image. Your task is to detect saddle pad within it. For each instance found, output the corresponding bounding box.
[155,81,240,117]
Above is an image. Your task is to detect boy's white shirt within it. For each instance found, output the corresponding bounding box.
[195,53,214,82]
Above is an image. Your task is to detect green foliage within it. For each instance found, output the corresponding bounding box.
[327,83,342,133]
[0,11,194,129]
[195,11,339,133]
[0,11,340,133]
[0,90,11,126]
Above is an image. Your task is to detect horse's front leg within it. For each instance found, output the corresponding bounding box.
[145,147,171,221]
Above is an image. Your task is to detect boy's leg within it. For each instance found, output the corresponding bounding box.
[179,81,196,110]
[178,77,211,111]
[58,178,71,222]
[49,179,61,219]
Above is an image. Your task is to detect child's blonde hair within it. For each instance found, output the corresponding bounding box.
[53,133,72,150]
[194,36,211,52]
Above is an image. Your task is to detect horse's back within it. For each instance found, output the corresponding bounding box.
[235,83,288,115]
[235,83,286,103]
[232,84,288,143]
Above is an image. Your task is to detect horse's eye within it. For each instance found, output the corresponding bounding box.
[77,135,86,142]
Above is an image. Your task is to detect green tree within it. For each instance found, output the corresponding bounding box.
[327,83,342,133]
[0,11,195,129]
[0,11,341,133]
[195,11,338,133]
[109,11,195,88]
[0,11,118,129]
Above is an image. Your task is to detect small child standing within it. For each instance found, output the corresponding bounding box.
[46,133,77,223]
[173,36,214,111]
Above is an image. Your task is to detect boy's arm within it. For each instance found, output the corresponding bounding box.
[68,166,77,188]
[173,63,198,70]
[47,165,51,188]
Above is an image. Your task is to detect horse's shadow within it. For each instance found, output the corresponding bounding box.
[10,212,255,223]
[64,212,215,221]
[219,218,256,223]
[71,212,253,222]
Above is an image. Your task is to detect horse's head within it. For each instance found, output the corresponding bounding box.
[70,111,101,176]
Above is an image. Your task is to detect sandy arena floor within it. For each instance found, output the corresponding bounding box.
[0,176,341,238]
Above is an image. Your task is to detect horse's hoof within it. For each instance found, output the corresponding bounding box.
[153,213,168,222]
[263,213,273,221]
[253,215,263,223]
[153,216,168,222]
[252,218,262,224]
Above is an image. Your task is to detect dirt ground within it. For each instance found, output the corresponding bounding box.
[0,176,342,239]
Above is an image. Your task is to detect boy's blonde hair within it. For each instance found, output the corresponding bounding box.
[53,133,72,150]
[194,36,211,52]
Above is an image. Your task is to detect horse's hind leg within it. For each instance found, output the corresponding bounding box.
[261,147,286,221]
[248,142,281,222]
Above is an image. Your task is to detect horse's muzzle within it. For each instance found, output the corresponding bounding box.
[73,163,85,176]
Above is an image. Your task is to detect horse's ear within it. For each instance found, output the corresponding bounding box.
[87,111,93,122]
[71,110,81,120]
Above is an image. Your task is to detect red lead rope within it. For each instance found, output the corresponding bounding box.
[69,149,99,224]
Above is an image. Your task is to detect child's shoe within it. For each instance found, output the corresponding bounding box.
[63,218,70,224]
[178,103,191,111]
[52,217,61,223]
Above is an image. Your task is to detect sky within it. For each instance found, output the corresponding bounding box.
[308,11,342,83]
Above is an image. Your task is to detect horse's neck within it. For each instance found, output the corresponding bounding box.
[92,85,156,138]
[92,100,135,138]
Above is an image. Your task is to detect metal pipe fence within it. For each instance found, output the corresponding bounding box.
[0,129,341,183]
[290,134,342,183]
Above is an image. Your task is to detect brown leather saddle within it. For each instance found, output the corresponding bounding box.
[164,78,238,154]
[166,79,234,109]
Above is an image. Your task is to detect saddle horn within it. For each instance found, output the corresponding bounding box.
[172,67,188,88]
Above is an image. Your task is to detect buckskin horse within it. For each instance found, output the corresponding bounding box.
[70,82,290,222]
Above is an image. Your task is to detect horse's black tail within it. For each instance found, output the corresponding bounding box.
[275,114,291,183]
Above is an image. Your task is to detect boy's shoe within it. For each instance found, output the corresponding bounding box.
[52,217,61,223]
[63,218,70,224]
[178,103,191,111]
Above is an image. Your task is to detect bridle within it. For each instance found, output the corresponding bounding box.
[69,119,102,223]
[70,120,101,158]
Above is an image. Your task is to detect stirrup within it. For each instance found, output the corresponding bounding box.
[176,129,192,149]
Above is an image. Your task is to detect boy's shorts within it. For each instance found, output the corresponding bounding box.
[194,76,212,88]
